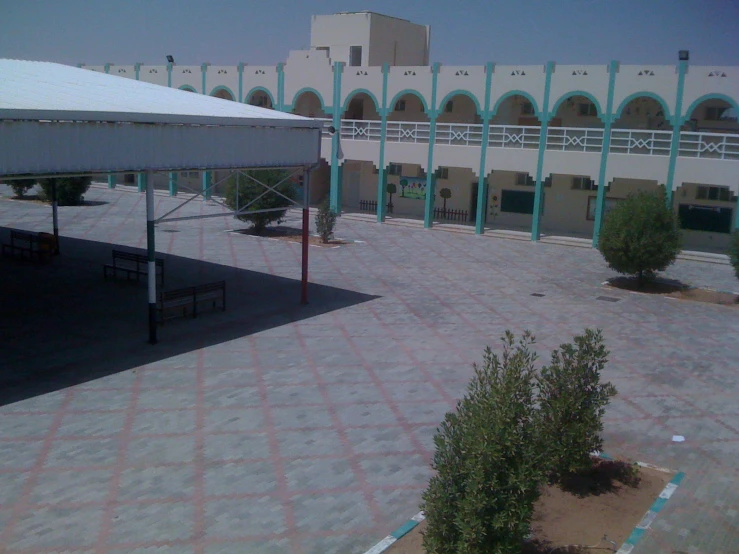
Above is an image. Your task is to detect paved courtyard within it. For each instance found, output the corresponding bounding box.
[1,184,738,554]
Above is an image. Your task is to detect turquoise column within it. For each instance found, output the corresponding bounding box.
[202,171,212,200]
[107,174,116,189]
[592,60,620,247]
[104,63,111,74]
[277,63,285,111]
[531,61,555,241]
[137,172,146,193]
[201,63,209,94]
[238,63,245,103]
[665,59,688,206]
[135,63,141,80]
[377,63,390,222]
[168,172,178,196]
[167,62,173,87]
[337,164,344,210]
[734,194,739,231]
[475,62,494,235]
[329,62,344,213]
[76,63,84,68]
[423,63,441,228]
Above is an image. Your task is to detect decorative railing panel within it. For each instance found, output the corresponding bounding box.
[435,124,484,146]
[385,121,431,144]
[546,127,604,153]
[679,131,739,160]
[609,129,672,156]
[488,125,541,149]
[340,119,382,141]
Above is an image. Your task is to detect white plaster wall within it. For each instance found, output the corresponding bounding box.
[284,50,334,111]
[342,160,379,208]
[606,155,670,184]
[320,137,332,162]
[206,66,239,99]
[385,66,433,114]
[170,65,201,91]
[84,65,105,73]
[612,65,679,120]
[139,65,168,87]
[242,66,278,106]
[485,149,539,174]
[340,66,383,113]
[674,158,739,194]
[682,66,739,120]
[340,141,381,169]
[543,151,601,180]
[310,13,371,66]
[435,66,486,115]
[548,65,610,120]
[384,143,430,171]
[540,174,596,236]
[433,145,481,174]
[368,14,428,66]
[489,65,548,119]
[108,65,138,81]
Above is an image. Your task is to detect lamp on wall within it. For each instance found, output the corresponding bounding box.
[166,55,175,64]
[678,50,689,61]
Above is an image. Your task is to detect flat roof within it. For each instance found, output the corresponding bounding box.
[0,59,321,128]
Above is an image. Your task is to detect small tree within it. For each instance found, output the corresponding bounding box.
[315,198,337,243]
[598,187,681,287]
[399,178,408,198]
[223,170,296,235]
[537,329,616,480]
[38,177,91,206]
[730,231,739,282]
[439,187,452,214]
[421,331,546,554]
[386,182,397,213]
[9,178,37,199]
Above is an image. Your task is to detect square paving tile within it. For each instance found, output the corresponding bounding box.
[6,506,103,550]
[204,461,277,496]
[284,458,358,491]
[275,428,345,458]
[107,502,194,544]
[204,496,287,538]
[117,464,195,501]
[204,432,272,462]
[45,437,120,468]
[292,491,372,533]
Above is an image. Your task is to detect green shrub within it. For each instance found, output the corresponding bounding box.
[537,329,616,480]
[315,198,337,243]
[598,187,681,287]
[421,331,546,554]
[223,170,296,235]
[9,178,37,198]
[730,231,739,282]
[38,177,92,206]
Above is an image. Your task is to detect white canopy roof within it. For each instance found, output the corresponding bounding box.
[0,59,322,176]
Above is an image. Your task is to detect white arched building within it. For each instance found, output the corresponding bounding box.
[82,11,739,251]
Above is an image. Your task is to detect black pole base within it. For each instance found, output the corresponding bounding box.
[148,303,158,344]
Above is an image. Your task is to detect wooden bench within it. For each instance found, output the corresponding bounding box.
[103,250,164,287]
[157,281,226,323]
[1,230,55,263]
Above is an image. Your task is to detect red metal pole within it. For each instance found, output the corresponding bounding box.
[301,169,310,305]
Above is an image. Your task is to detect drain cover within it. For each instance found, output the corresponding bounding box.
[531,293,545,297]
[596,295,620,302]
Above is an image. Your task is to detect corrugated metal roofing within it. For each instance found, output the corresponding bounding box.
[0,59,320,128]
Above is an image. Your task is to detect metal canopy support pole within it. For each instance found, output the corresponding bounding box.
[301,168,311,305]
[51,179,60,255]
[146,170,158,344]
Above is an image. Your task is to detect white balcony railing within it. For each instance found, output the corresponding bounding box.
[546,127,604,153]
[679,131,739,160]
[340,119,382,141]
[609,129,672,156]
[435,123,484,146]
[488,125,541,149]
[385,121,431,143]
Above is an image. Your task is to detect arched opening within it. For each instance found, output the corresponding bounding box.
[384,162,427,219]
[436,93,482,124]
[211,88,234,101]
[341,160,380,214]
[490,94,540,126]
[387,92,429,123]
[428,166,479,227]
[246,90,273,109]
[682,96,738,133]
[550,94,603,129]
[179,85,197,93]
[613,95,672,131]
[291,90,328,118]
[342,92,381,121]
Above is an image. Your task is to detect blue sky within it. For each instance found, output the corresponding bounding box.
[1,0,737,66]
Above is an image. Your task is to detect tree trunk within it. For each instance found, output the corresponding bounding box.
[638,270,644,289]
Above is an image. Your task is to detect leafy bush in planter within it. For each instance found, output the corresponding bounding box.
[730,231,739,282]
[38,177,92,206]
[421,331,545,554]
[223,170,296,235]
[315,198,337,243]
[537,329,616,479]
[9,178,37,198]
[598,187,681,287]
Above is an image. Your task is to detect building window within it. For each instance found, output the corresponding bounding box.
[350,46,362,67]
[578,103,598,117]
[515,172,530,186]
[521,101,535,115]
[705,106,731,121]
[572,176,596,191]
[435,167,449,179]
[696,185,732,202]
[445,100,453,113]
[394,99,406,111]
[388,163,402,176]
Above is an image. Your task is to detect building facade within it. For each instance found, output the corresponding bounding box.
[82,11,739,251]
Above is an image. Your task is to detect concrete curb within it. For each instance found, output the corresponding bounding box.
[363,455,684,554]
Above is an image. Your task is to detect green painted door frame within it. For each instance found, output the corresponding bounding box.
[592,60,619,247]
[377,64,390,223]
[475,62,495,234]
[329,62,344,213]
[531,61,555,241]
[665,59,688,206]
[423,63,441,229]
